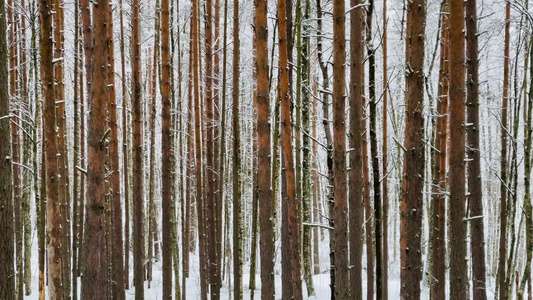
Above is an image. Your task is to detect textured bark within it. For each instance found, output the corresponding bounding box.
[40,0,63,296]
[0,0,15,295]
[430,2,448,298]
[498,2,511,298]
[278,0,302,297]
[366,0,382,297]
[448,0,467,293]
[107,5,126,299]
[312,80,321,276]
[362,91,374,300]
[316,0,335,295]
[301,0,314,295]
[232,0,243,297]
[382,0,389,297]
[332,0,348,298]
[161,0,172,295]
[466,0,487,297]
[81,0,110,297]
[400,0,426,296]
[120,0,130,289]
[254,0,275,297]
[72,0,80,296]
[131,0,145,295]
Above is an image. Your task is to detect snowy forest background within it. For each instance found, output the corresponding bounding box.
[0,0,529,298]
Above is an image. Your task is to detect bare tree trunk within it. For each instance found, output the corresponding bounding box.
[400,0,427,296]
[131,0,145,295]
[382,0,389,296]
[0,0,15,295]
[466,0,488,297]
[81,0,110,296]
[332,0,348,298]
[498,2,511,298]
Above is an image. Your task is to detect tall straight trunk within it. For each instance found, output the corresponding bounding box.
[131,0,145,295]
[80,0,92,277]
[205,0,220,296]
[161,0,172,294]
[107,5,126,299]
[40,0,63,296]
[120,0,130,288]
[316,0,335,296]
[312,79,321,276]
[498,2,511,298]
[214,0,223,280]
[365,1,383,297]
[278,0,302,297]
[254,0,275,298]
[519,34,533,300]
[301,0,314,295]
[466,0,487,297]
[192,0,207,298]
[362,91,374,300]
[430,1,448,298]
[0,0,15,295]
[332,0,348,298]
[51,0,71,294]
[9,3,22,299]
[382,0,389,296]
[400,0,427,295]
[232,0,243,297]
[448,0,467,293]
[72,0,80,296]
[82,0,110,297]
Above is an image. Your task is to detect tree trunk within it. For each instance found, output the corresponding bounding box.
[498,2,511,298]
[466,0,487,297]
[0,0,15,294]
[232,0,243,297]
[82,0,110,297]
[400,0,427,296]
[131,0,145,295]
[332,0,348,298]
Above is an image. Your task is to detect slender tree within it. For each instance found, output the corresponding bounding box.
[332,0,349,298]
[254,0,275,297]
[498,2,511,298]
[131,0,145,295]
[466,0,487,297]
[382,0,389,297]
[0,0,15,295]
[400,0,427,296]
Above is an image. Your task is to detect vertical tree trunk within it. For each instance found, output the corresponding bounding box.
[301,0,314,295]
[400,0,427,296]
[0,0,15,295]
[40,0,63,295]
[332,0,348,298]
[365,1,383,297]
[254,0,275,297]
[430,2,448,298]
[448,0,467,293]
[278,0,303,297]
[120,0,130,288]
[498,2,511,298]
[161,0,172,294]
[466,0,487,297]
[382,0,389,296]
[107,5,126,299]
[82,0,110,297]
[312,79,321,276]
[131,0,145,295]
[232,0,243,297]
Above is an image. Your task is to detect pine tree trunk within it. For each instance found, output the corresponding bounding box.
[82,0,110,297]
[400,0,427,296]
[466,0,487,297]
[498,2,511,298]
[40,0,63,296]
[448,0,467,293]
[382,0,389,297]
[0,0,15,294]
[131,0,145,295]
[232,0,243,297]
[332,0,348,297]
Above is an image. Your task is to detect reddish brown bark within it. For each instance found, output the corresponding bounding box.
[400,0,427,296]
